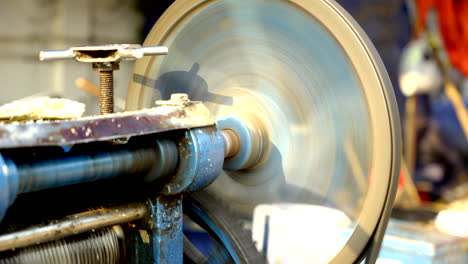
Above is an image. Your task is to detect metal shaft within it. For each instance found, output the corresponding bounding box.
[0,203,147,252]
[0,139,179,223]
[99,70,114,115]
[18,149,157,194]
[0,226,122,264]
[221,129,240,158]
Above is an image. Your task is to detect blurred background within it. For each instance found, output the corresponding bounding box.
[1,0,468,262]
[0,0,143,115]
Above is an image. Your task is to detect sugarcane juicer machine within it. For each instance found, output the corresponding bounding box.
[0,0,401,263]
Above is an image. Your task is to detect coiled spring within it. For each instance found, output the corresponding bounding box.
[0,226,122,264]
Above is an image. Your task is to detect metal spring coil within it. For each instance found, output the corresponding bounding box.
[0,226,122,264]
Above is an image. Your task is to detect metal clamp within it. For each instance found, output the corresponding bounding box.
[39,44,168,115]
[39,44,168,63]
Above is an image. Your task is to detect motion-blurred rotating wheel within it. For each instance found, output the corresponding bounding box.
[183,190,266,264]
[127,0,401,263]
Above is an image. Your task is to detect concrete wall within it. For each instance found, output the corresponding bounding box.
[0,0,143,115]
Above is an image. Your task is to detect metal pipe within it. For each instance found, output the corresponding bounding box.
[0,139,179,223]
[140,46,169,56]
[39,50,75,61]
[0,203,147,252]
[18,149,157,194]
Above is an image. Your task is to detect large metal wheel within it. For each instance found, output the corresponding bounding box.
[127,0,401,263]
[183,190,266,264]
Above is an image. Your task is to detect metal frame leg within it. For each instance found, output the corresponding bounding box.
[148,195,184,264]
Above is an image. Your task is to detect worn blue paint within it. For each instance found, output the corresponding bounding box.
[161,126,224,195]
[148,196,184,264]
[145,126,224,263]
[186,126,224,192]
[0,125,225,263]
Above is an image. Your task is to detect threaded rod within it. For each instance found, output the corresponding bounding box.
[0,226,122,264]
[99,71,114,115]
[0,204,146,252]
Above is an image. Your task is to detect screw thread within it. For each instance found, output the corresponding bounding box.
[99,71,114,115]
[0,227,121,264]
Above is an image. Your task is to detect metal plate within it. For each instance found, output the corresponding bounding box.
[127,0,401,262]
[0,103,214,148]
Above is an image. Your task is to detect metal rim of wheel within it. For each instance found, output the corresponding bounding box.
[127,0,401,263]
[183,190,266,264]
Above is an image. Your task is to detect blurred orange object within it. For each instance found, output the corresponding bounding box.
[417,0,468,76]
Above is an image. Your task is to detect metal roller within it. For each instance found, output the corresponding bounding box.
[126,0,400,263]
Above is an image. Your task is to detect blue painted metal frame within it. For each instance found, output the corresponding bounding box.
[0,120,225,264]
[144,126,224,263]
[148,196,184,264]
[161,126,224,195]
